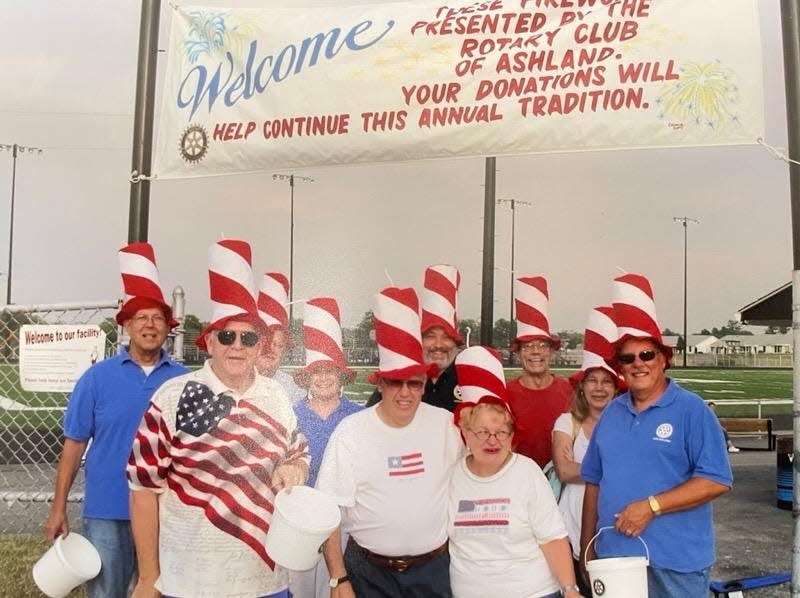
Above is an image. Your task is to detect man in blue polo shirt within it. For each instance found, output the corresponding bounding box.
[44,243,187,598]
[580,274,732,598]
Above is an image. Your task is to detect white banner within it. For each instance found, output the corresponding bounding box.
[19,325,106,393]
[154,0,764,179]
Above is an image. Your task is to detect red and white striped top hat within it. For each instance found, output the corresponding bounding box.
[611,273,673,363]
[258,272,290,329]
[453,346,515,428]
[420,264,463,344]
[513,276,561,350]
[295,297,355,387]
[196,239,264,352]
[368,287,435,383]
[569,306,625,386]
[116,242,177,327]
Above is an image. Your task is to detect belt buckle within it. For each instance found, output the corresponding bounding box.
[388,558,410,572]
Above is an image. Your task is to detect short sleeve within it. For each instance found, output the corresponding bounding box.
[688,402,733,487]
[527,461,569,543]
[127,386,174,494]
[552,412,573,437]
[63,368,97,442]
[315,424,358,507]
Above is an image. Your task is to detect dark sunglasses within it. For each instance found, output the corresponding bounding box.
[617,350,659,365]
[383,378,425,392]
[216,329,260,347]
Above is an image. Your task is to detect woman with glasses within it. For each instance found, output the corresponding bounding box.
[289,298,362,598]
[448,347,580,598]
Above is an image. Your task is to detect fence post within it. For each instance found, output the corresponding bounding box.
[172,285,185,363]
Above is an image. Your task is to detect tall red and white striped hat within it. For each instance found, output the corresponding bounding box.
[512,276,561,350]
[368,287,434,383]
[453,346,515,428]
[420,264,463,344]
[611,273,673,364]
[295,297,355,387]
[196,239,265,352]
[116,242,177,327]
[258,272,290,329]
[569,306,625,386]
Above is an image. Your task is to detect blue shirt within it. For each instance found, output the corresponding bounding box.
[293,395,362,487]
[64,347,188,519]
[581,379,732,572]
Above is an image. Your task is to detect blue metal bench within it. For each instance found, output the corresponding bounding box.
[709,573,791,597]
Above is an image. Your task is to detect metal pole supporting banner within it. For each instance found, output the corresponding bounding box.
[480,157,496,346]
[289,174,295,325]
[6,144,17,305]
[683,221,688,368]
[128,0,161,243]
[779,1,800,593]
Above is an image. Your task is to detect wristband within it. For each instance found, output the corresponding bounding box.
[648,494,662,515]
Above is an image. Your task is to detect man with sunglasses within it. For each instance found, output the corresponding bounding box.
[128,240,309,598]
[45,243,188,598]
[317,287,462,598]
[580,274,731,598]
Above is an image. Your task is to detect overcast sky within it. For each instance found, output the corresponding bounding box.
[0,1,792,334]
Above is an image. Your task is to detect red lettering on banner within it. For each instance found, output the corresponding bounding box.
[361,111,408,131]
[213,121,258,141]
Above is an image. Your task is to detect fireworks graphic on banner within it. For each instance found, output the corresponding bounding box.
[656,61,741,129]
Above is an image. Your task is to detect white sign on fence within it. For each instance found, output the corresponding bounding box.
[153,0,764,179]
[19,325,106,392]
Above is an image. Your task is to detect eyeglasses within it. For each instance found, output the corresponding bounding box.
[519,341,552,352]
[216,329,260,347]
[617,350,659,365]
[470,429,512,442]
[382,378,425,392]
[583,376,616,387]
[131,313,167,326]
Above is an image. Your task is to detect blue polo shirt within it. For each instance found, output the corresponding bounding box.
[581,379,732,572]
[64,347,188,519]
[294,395,362,487]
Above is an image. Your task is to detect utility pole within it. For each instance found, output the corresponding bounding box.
[498,198,532,350]
[273,173,314,325]
[1,143,44,304]
[673,216,699,367]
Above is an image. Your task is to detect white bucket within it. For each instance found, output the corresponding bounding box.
[265,486,341,571]
[32,533,102,598]
[584,526,649,598]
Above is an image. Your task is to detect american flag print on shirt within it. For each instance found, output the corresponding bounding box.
[387,452,425,477]
[127,381,309,569]
[453,498,511,532]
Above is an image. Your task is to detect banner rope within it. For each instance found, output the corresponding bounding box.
[758,137,800,166]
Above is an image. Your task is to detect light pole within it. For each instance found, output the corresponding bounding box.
[273,173,313,325]
[1,143,43,304]
[673,216,699,368]
[497,198,531,352]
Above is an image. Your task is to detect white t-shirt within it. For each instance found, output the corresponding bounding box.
[128,361,309,598]
[553,412,590,559]
[316,402,462,555]
[448,453,567,598]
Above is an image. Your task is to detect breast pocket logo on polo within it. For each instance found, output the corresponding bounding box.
[653,422,673,443]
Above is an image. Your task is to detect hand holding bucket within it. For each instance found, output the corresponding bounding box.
[584,526,650,598]
[33,533,102,598]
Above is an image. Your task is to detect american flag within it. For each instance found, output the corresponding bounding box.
[128,381,308,568]
[387,452,425,477]
[454,497,510,527]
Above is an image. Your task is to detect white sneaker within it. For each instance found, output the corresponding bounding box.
[728,446,740,453]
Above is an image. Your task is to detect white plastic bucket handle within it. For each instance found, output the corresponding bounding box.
[583,526,650,567]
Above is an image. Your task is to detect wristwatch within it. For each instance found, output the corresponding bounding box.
[329,575,350,588]
[561,584,581,595]
[648,494,662,515]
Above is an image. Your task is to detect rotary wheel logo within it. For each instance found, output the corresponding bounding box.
[453,385,462,402]
[593,579,605,595]
[179,124,209,163]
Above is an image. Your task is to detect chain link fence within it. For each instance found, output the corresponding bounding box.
[0,302,121,538]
